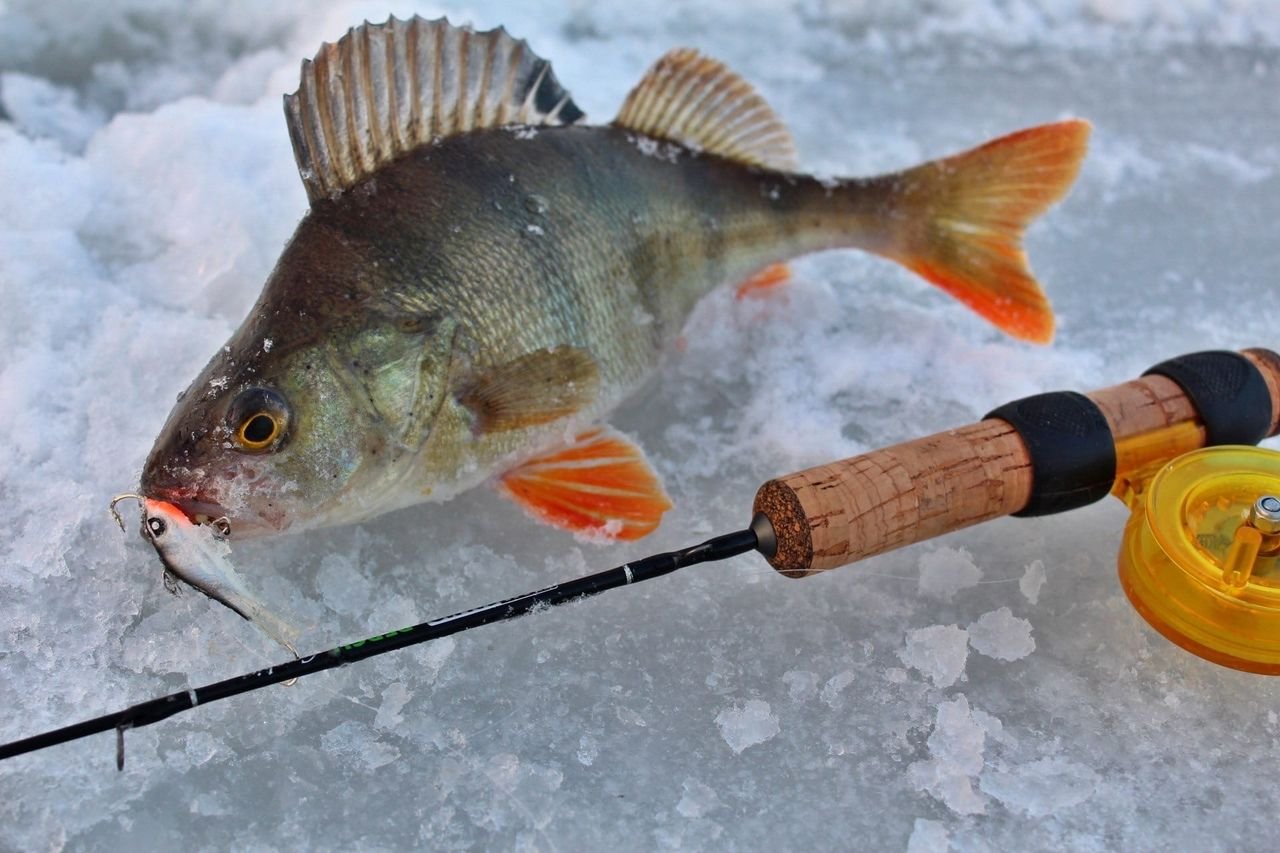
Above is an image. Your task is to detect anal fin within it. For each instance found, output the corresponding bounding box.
[735,262,792,300]
[499,429,672,540]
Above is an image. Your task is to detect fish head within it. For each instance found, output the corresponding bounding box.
[140,263,464,539]
[140,317,403,538]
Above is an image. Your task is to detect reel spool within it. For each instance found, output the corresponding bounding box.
[1118,446,1280,674]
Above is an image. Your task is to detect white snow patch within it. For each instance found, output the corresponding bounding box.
[917,546,983,602]
[967,607,1036,662]
[1020,559,1047,604]
[900,625,969,688]
[820,670,857,706]
[980,756,1100,817]
[576,734,599,767]
[907,818,950,853]
[320,721,400,771]
[715,700,780,754]
[782,669,819,703]
[907,695,987,816]
[373,681,413,730]
[676,778,723,818]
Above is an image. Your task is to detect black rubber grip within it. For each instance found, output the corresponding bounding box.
[986,391,1117,517]
[1144,350,1272,447]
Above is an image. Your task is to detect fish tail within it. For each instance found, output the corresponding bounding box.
[877,119,1090,344]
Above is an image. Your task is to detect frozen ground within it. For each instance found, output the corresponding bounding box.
[2,0,1279,849]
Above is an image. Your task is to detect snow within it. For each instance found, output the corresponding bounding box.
[968,607,1037,662]
[3,0,1280,850]
[907,695,988,816]
[1020,558,1048,604]
[917,545,984,602]
[980,755,1100,818]
[714,699,781,754]
[900,624,971,688]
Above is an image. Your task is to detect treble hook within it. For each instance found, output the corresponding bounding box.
[109,493,144,533]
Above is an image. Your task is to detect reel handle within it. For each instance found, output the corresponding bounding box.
[754,348,1280,577]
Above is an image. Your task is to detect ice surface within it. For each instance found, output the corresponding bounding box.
[3,0,1280,850]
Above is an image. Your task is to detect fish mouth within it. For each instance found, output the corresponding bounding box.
[140,491,242,534]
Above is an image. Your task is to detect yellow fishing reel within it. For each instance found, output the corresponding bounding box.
[1118,445,1280,674]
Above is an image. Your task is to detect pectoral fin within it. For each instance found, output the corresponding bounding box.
[499,428,673,540]
[458,346,600,434]
[735,262,792,299]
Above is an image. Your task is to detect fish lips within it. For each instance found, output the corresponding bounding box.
[139,490,282,539]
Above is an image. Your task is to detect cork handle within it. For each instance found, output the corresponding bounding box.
[755,348,1280,578]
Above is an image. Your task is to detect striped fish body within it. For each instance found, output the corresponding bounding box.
[140,17,1088,542]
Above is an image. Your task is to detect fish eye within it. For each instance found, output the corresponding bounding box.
[147,517,167,537]
[227,387,291,453]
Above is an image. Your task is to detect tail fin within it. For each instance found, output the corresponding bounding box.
[883,119,1090,344]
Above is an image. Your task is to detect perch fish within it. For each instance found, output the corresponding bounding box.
[140,16,1090,542]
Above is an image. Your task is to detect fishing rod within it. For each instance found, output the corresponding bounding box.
[3,347,1279,767]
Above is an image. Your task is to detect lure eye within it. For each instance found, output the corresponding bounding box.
[146,517,167,538]
[227,387,291,453]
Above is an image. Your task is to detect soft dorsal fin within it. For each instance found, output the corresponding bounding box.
[613,49,798,171]
[285,16,585,202]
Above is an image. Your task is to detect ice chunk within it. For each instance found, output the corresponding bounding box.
[968,607,1036,662]
[714,699,780,754]
[1020,559,1047,604]
[980,756,1100,817]
[782,669,819,703]
[907,818,950,853]
[676,778,723,818]
[373,681,412,730]
[820,670,856,706]
[907,695,987,816]
[576,735,599,767]
[615,705,648,727]
[320,721,400,771]
[899,624,969,688]
[917,546,983,602]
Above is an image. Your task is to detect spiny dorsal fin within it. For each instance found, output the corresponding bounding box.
[285,16,585,202]
[613,48,798,171]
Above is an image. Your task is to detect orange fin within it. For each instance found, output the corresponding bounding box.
[735,262,792,300]
[499,429,672,541]
[885,119,1091,344]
